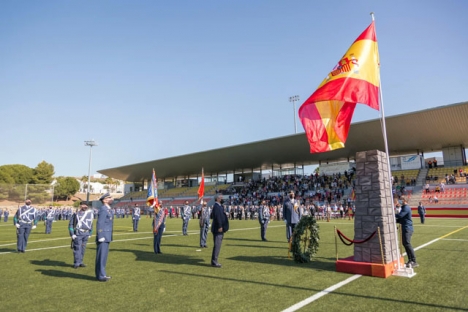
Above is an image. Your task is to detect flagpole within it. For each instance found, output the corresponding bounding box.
[371,13,412,276]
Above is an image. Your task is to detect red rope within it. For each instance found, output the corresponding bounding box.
[336,228,377,246]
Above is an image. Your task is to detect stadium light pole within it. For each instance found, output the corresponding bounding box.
[85,140,98,203]
[289,95,300,134]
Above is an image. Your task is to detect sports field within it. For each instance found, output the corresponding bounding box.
[1,217,467,311]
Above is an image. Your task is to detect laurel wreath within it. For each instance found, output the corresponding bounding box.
[291,215,320,263]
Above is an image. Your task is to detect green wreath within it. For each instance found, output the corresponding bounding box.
[290,215,320,263]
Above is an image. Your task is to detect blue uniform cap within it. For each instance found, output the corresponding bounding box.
[99,193,111,201]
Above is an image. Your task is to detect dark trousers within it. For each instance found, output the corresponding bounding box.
[73,234,89,266]
[95,242,110,279]
[260,220,268,240]
[200,222,209,247]
[286,223,296,242]
[45,219,53,234]
[17,224,32,251]
[402,229,416,262]
[133,218,139,231]
[211,233,224,265]
[182,219,189,235]
[419,214,425,224]
[153,224,165,253]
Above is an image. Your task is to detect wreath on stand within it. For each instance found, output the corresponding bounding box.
[290,215,320,263]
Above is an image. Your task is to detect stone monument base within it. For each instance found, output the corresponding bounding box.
[336,256,407,278]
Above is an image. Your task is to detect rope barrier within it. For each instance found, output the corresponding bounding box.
[336,228,377,246]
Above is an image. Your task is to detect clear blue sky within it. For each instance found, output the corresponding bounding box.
[1,0,467,177]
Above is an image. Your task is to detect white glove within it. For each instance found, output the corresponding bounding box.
[72,235,77,240]
[32,225,36,230]
[15,224,20,229]
[98,237,105,242]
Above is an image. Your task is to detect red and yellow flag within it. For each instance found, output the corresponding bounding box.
[197,168,205,202]
[299,21,380,153]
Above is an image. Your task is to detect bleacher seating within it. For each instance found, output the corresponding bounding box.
[391,169,420,186]
[427,166,468,183]
[420,186,468,205]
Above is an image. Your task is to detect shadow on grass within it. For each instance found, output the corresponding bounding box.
[226,244,286,250]
[30,259,70,268]
[0,248,16,253]
[113,248,206,267]
[228,255,336,272]
[159,270,468,311]
[224,237,285,243]
[36,269,96,281]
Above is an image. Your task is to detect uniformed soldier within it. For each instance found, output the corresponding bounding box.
[258,201,270,241]
[283,191,301,242]
[182,201,191,235]
[95,193,114,282]
[45,206,55,234]
[13,199,38,253]
[153,201,166,254]
[132,204,141,232]
[199,201,211,248]
[4,209,10,222]
[69,202,94,269]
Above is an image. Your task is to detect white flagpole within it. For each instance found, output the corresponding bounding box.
[371,13,414,277]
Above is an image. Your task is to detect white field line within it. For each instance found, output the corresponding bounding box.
[282,224,468,312]
[0,225,284,255]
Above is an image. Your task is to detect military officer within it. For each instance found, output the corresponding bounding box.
[69,202,94,269]
[182,201,191,235]
[45,206,55,234]
[95,193,114,282]
[153,202,166,254]
[13,199,38,253]
[199,201,211,248]
[258,200,270,241]
[132,204,141,232]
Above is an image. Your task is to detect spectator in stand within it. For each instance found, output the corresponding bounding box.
[433,158,437,168]
[440,182,445,193]
[425,183,430,194]
[435,185,440,193]
[428,160,432,168]
[434,195,439,204]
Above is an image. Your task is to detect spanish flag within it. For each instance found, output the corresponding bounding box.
[299,21,380,153]
[146,169,159,207]
[197,168,205,201]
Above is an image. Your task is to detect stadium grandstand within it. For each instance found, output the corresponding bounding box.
[100,101,468,217]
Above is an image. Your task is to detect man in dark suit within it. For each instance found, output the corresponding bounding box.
[211,194,226,268]
[417,201,426,224]
[95,193,114,282]
[283,191,300,242]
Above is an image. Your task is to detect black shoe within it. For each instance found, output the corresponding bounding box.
[158,251,162,254]
[79,264,86,267]
[262,239,268,241]
[211,263,222,268]
[203,246,208,248]
[410,261,419,268]
[98,276,111,282]
[73,265,79,269]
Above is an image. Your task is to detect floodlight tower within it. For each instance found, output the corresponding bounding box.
[85,140,98,203]
[289,95,300,134]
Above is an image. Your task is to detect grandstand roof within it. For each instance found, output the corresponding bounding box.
[99,101,468,182]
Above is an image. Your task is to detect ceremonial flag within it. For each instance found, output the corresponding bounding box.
[146,169,158,207]
[351,189,356,201]
[197,168,205,202]
[299,21,380,153]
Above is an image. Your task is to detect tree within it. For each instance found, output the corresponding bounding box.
[0,168,14,184]
[32,161,55,184]
[54,177,80,201]
[0,164,33,184]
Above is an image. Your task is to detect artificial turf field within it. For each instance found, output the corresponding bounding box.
[1,216,467,311]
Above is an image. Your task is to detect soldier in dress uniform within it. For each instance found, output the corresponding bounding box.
[45,206,55,234]
[182,201,191,235]
[4,209,10,223]
[153,201,166,254]
[132,204,141,232]
[13,199,38,253]
[199,201,211,248]
[95,193,114,282]
[69,202,94,269]
[258,201,270,241]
